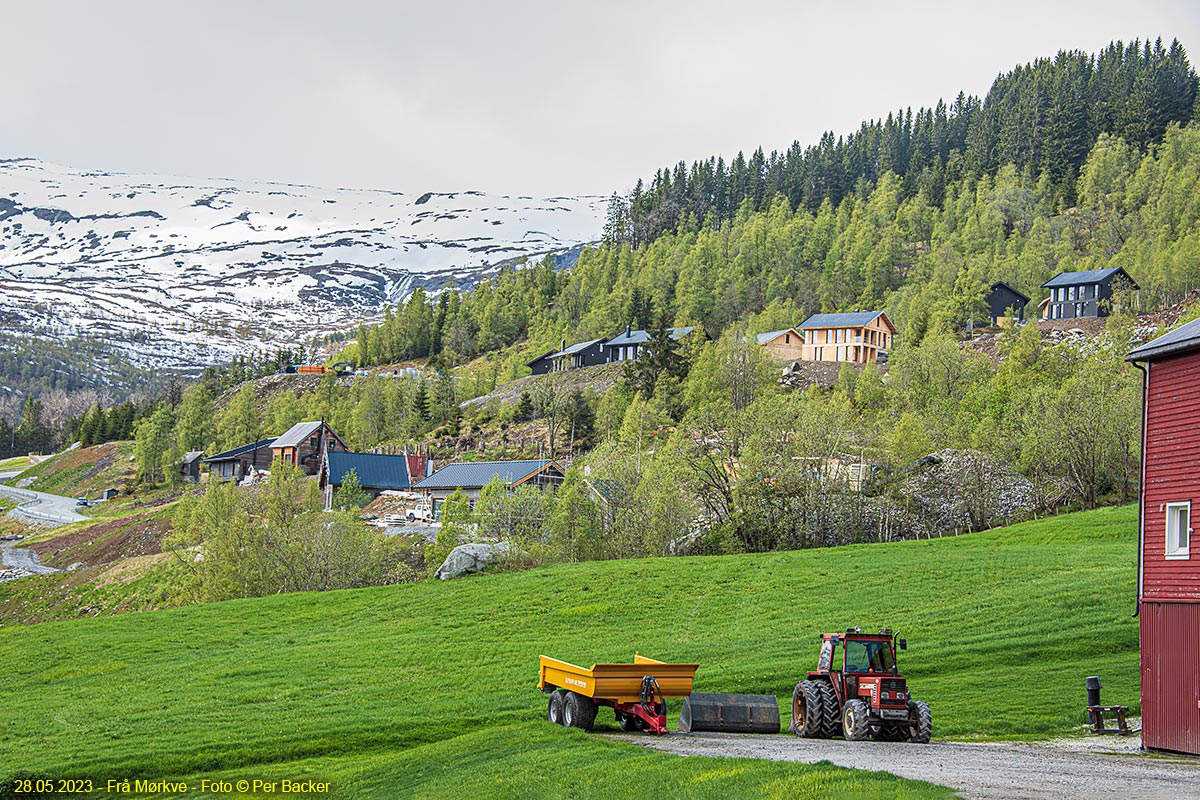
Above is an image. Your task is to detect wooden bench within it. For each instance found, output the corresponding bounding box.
[1086,705,1130,734]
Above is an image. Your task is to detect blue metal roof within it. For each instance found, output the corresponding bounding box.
[798,311,885,329]
[1041,267,1137,288]
[414,459,559,490]
[202,438,277,463]
[1128,317,1200,362]
[326,451,412,490]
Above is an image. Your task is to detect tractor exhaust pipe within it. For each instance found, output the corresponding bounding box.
[679,693,780,734]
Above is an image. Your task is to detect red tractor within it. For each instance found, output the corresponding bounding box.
[790,628,931,743]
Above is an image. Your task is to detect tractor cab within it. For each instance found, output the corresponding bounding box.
[811,628,903,679]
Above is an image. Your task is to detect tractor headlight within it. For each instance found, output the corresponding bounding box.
[882,691,890,699]
[896,692,905,700]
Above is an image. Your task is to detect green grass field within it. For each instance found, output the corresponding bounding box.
[0,505,1139,798]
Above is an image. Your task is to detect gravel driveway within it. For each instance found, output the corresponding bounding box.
[619,731,1200,800]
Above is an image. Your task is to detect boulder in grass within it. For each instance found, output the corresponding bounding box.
[434,542,513,581]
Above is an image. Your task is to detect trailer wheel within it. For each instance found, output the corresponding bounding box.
[906,700,932,744]
[563,692,597,731]
[814,681,840,738]
[790,680,828,738]
[616,711,640,732]
[547,690,566,725]
[842,700,870,741]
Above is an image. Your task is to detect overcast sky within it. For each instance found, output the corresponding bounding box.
[3,1,1198,197]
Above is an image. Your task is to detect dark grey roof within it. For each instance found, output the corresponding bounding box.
[552,338,606,358]
[202,438,277,463]
[989,281,1030,304]
[272,421,324,449]
[1128,317,1200,362]
[799,311,885,329]
[756,329,799,345]
[181,451,204,465]
[326,451,411,490]
[525,349,556,367]
[414,459,559,490]
[1041,267,1138,289]
[605,327,695,347]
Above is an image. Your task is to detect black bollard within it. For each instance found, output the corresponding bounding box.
[1086,675,1102,707]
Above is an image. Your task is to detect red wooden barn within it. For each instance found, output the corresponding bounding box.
[1129,320,1200,755]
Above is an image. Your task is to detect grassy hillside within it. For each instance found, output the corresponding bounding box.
[3,441,136,498]
[0,505,1138,798]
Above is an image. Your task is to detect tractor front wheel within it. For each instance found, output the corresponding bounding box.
[872,724,907,742]
[563,691,597,731]
[907,700,932,744]
[790,680,828,738]
[842,699,870,741]
[548,690,565,725]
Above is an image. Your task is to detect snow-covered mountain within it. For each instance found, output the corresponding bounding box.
[0,158,606,374]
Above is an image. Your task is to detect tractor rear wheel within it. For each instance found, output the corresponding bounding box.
[563,691,597,731]
[547,690,565,725]
[790,680,828,738]
[813,681,841,738]
[842,699,870,741]
[907,700,932,744]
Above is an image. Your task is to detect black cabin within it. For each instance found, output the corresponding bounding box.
[986,282,1030,325]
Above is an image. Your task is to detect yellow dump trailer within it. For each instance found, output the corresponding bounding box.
[538,653,699,734]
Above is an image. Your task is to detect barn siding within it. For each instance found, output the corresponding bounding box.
[1142,352,1200,600]
[1141,602,1200,754]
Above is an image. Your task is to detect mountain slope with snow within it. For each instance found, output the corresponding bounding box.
[0,158,605,377]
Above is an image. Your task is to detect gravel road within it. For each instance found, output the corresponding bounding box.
[619,731,1200,800]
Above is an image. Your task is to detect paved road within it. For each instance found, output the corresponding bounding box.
[0,485,87,527]
[621,731,1200,800]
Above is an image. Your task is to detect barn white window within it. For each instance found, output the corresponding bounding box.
[1166,501,1191,559]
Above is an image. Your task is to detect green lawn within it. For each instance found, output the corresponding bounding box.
[0,456,33,471]
[0,505,1139,798]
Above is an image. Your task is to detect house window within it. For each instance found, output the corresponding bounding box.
[1069,286,1076,300]
[814,347,823,360]
[1166,501,1191,559]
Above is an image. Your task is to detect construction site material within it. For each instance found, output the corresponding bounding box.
[679,693,780,734]
[538,654,699,734]
[790,628,931,743]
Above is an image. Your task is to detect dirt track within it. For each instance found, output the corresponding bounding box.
[618,731,1200,800]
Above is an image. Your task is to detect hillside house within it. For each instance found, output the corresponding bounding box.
[550,338,609,371]
[797,311,896,364]
[202,438,277,482]
[1042,267,1139,320]
[413,459,566,513]
[602,325,696,363]
[756,328,806,360]
[985,282,1030,326]
[271,421,349,476]
[321,451,428,509]
[179,451,203,483]
[526,350,557,376]
[1127,320,1200,755]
